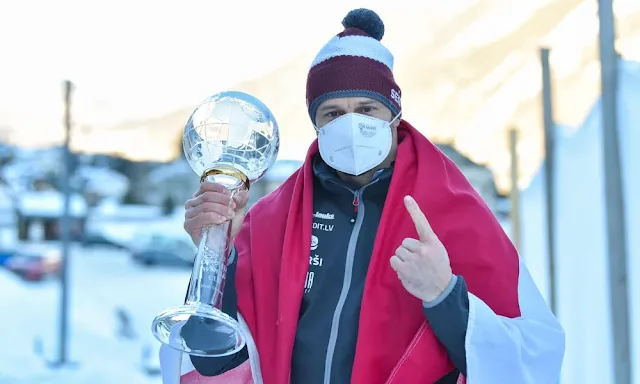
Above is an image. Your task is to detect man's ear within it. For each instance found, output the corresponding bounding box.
[313,119,321,135]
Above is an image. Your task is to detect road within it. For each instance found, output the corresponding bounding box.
[0,243,191,383]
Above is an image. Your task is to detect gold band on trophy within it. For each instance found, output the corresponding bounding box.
[201,166,250,191]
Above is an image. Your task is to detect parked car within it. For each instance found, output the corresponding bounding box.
[84,202,165,251]
[130,232,196,267]
[82,233,130,250]
[0,247,61,281]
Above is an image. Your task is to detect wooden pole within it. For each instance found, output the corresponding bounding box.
[508,128,521,252]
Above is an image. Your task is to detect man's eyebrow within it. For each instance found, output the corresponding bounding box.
[356,100,377,107]
[318,104,342,113]
[319,100,378,113]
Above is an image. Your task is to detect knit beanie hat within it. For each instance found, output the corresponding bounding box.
[306,8,402,122]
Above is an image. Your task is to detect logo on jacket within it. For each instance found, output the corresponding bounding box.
[310,235,318,251]
[313,211,334,220]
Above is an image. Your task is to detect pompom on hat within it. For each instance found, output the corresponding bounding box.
[306,8,402,122]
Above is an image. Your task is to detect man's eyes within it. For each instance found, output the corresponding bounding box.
[324,107,376,119]
[325,111,340,118]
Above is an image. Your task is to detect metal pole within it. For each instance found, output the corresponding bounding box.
[54,80,74,366]
[508,128,521,252]
[540,47,557,315]
[596,1,632,383]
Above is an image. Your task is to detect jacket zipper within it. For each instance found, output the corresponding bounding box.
[322,187,366,384]
[352,193,359,213]
[288,177,380,384]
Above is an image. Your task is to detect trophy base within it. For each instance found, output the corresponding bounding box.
[151,304,246,357]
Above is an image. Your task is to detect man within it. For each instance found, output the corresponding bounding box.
[163,8,565,384]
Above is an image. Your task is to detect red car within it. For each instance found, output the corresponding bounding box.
[3,249,61,281]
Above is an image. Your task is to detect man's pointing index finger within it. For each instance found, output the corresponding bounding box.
[404,195,434,241]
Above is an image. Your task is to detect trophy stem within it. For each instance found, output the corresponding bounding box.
[185,221,233,310]
[186,170,247,310]
[151,171,249,357]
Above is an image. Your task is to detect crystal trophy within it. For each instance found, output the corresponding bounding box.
[151,91,280,357]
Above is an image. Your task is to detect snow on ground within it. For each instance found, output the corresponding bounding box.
[0,242,191,383]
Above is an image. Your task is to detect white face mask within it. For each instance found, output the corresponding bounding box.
[315,112,401,176]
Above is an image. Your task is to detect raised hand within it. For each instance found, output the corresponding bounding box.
[390,195,454,303]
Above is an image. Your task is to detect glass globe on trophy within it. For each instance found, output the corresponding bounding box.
[151,91,279,357]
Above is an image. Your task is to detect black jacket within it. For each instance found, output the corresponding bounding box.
[190,156,471,383]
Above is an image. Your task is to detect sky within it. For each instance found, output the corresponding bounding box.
[2,0,640,177]
[0,0,408,146]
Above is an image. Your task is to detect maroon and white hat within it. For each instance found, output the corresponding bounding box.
[306,8,402,122]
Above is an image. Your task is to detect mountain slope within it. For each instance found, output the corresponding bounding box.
[104,1,640,192]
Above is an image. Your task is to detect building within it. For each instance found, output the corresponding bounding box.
[146,159,304,212]
[436,143,501,215]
